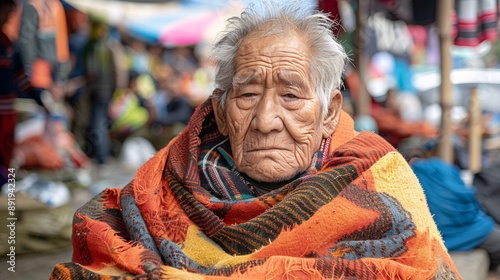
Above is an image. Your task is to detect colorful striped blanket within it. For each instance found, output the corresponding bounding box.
[51,100,461,279]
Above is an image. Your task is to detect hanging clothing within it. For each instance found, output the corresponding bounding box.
[454,0,499,46]
[412,158,495,251]
[365,12,413,59]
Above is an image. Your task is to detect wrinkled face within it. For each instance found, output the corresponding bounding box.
[214,31,340,182]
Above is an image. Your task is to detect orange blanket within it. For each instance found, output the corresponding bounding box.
[51,100,460,279]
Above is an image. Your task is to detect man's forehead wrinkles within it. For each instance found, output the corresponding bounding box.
[238,52,274,64]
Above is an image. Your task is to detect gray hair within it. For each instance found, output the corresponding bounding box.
[210,1,348,116]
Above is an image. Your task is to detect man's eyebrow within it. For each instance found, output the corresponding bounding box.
[278,72,306,88]
[232,72,257,87]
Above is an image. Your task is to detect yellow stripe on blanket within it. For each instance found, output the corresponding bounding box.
[369,152,444,246]
[182,225,251,268]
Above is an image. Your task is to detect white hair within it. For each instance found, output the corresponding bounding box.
[210,1,348,116]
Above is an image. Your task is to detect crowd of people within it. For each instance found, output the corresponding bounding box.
[64,9,214,172]
[1,1,210,185]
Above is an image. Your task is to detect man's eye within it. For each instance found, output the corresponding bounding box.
[241,93,256,98]
[284,93,298,99]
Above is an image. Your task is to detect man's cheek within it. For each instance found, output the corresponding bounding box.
[228,121,240,134]
[287,124,315,143]
[228,111,250,131]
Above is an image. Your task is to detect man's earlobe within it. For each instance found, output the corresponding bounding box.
[322,90,343,138]
[211,89,229,136]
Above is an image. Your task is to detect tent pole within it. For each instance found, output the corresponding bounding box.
[437,0,454,163]
[468,86,482,173]
[354,0,369,117]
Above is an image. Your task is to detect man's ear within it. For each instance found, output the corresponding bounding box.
[211,89,229,136]
[322,89,343,138]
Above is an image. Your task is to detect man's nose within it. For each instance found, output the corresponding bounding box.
[251,93,284,133]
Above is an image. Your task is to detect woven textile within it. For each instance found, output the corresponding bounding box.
[51,100,460,279]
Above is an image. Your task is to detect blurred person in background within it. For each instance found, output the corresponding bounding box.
[17,0,70,103]
[149,70,195,149]
[83,17,120,173]
[371,88,438,148]
[153,71,194,128]
[65,9,90,147]
[0,0,34,187]
[162,46,198,75]
[146,43,164,83]
[108,71,156,142]
[126,38,151,76]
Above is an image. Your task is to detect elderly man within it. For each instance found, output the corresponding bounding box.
[51,2,460,279]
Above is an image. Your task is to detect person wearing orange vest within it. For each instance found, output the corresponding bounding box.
[17,0,70,101]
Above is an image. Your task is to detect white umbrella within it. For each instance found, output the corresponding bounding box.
[63,0,180,26]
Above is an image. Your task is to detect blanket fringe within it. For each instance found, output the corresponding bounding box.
[161,266,205,280]
[79,215,146,274]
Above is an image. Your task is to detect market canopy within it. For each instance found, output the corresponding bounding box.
[125,4,243,46]
[63,0,317,46]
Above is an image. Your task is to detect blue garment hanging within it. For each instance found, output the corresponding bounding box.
[411,157,494,251]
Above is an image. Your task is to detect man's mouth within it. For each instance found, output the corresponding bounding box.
[246,147,289,152]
